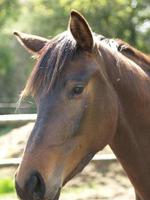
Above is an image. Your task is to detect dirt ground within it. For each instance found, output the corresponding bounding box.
[0,123,135,200]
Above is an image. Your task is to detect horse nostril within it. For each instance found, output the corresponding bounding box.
[26,172,45,200]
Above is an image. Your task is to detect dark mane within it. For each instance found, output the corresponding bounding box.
[99,36,150,73]
[115,39,150,72]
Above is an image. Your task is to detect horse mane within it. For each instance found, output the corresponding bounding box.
[100,36,150,73]
[115,39,150,72]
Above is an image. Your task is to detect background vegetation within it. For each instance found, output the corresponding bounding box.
[0,0,150,109]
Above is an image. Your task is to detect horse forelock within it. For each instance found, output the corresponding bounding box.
[21,31,77,98]
[21,31,105,99]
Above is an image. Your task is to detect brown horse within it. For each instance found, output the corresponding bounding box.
[14,11,150,200]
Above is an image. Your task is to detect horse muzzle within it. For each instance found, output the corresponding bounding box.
[15,171,61,200]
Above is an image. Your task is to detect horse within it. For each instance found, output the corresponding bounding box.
[14,10,150,200]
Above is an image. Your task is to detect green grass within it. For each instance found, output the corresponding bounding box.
[0,178,17,200]
[0,177,99,200]
[0,178,15,194]
[0,126,13,137]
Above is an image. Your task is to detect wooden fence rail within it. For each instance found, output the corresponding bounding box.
[0,114,37,125]
[0,154,117,168]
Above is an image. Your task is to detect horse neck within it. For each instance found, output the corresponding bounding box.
[100,46,150,199]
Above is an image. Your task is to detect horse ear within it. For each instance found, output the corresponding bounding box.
[13,31,49,55]
[69,10,94,51]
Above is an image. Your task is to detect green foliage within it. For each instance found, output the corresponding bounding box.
[0,0,149,106]
[0,178,15,194]
[0,0,20,28]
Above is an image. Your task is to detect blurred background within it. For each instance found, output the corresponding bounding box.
[0,0,149,199]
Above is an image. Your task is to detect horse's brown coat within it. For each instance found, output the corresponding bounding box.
[14,11,150,200]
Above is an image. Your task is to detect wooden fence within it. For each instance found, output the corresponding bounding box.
[0,114,36,125]
[0,102,36,115]
[0,154,117,168]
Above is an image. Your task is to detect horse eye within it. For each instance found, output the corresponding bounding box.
[71,85,84,97]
